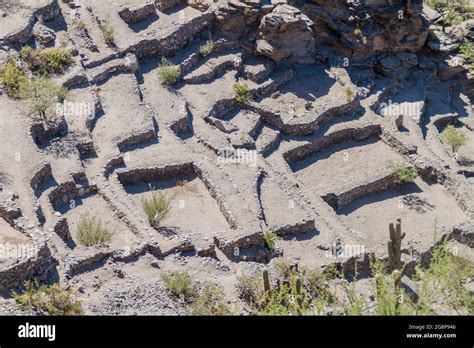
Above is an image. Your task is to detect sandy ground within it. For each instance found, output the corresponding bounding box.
[124,174,230,237]
[293,136,406,194]
[338,178,468,254]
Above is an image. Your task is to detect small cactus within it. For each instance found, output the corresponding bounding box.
[392,269,402,289]
[262,269,271,293]
[388,218,405,271]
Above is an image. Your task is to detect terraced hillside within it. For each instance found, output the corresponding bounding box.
[0,0,472,315]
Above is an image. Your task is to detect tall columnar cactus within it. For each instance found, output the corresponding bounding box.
[262,269,271,293]
[388,218,405,271]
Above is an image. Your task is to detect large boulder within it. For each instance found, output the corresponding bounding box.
[427,28,460,54]
[256,4,316,64]
[212,0,263,40]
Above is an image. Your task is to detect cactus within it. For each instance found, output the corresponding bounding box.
[388,218,405,271]
[295,278,301,294]
[392,269,402,290]
[262,269,271,293]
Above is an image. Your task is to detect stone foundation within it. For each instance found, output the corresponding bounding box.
[0,242,54,291]
[284,124,382,164]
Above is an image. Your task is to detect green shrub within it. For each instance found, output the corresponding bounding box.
[390,163,418,183]
[13,280,83,315]
[354,23,363,38]
[23,77,69,120]
[233,81,253,102]
[370,258,417,315]
[425,0,473,29]
[304,269,334,303]
[441,124,468,154]
[273,258,296,280]
[190,282,231,315]
[161,271,197,300]
[239,232,474,316]
[459,41,474,68]
[157,58,180,86]
[236,274,261,305]
[99,18,115,46]
[76,20,87,31]
[142,189,171,228]
[20,47,73,75]
[415,239,474,314]
[0,61,29,99]
[340,281,367,315]
[263,231,280,251]
[199,40,214,57]
[257,276,310,315]
[59,36,69,48]
[76,215,112,246]
[345,87,354,102]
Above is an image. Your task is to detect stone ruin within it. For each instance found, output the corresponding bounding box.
[0,0,472,315]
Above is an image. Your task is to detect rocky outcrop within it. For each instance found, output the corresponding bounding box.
[212,0,263,40]
[302,0,430,60]
[213,0,430,62]
[427,28,460,54]
[256,4,316,64]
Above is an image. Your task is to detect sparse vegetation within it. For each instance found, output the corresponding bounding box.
[459,41,474,71]
[441,124,468,155]
[199,40,214,57]
[236,274,261,305]
[13,280,83,315]
[390,163,418,183]
[370,258,417,315]
[345,87,354,102]
[76,20,87,31]
[160,273,231,314]
[257,276,310,315]
[425,0,474,30]
[233,81,253,102]
[59,36,69,48]
[161,271,197,300]
[263,231,280,252]
[234,223,474,316]
[76,215,112,246]
[23,77,69,121]
[157,58,180,86]
[0,61,29,99]
[20,47,73,75]
[99,18,115,46]
[190,282,232,315]
[415,238,474,314]
[142,189,171,228]
[273,258,294,280]
[354,23,363,38]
